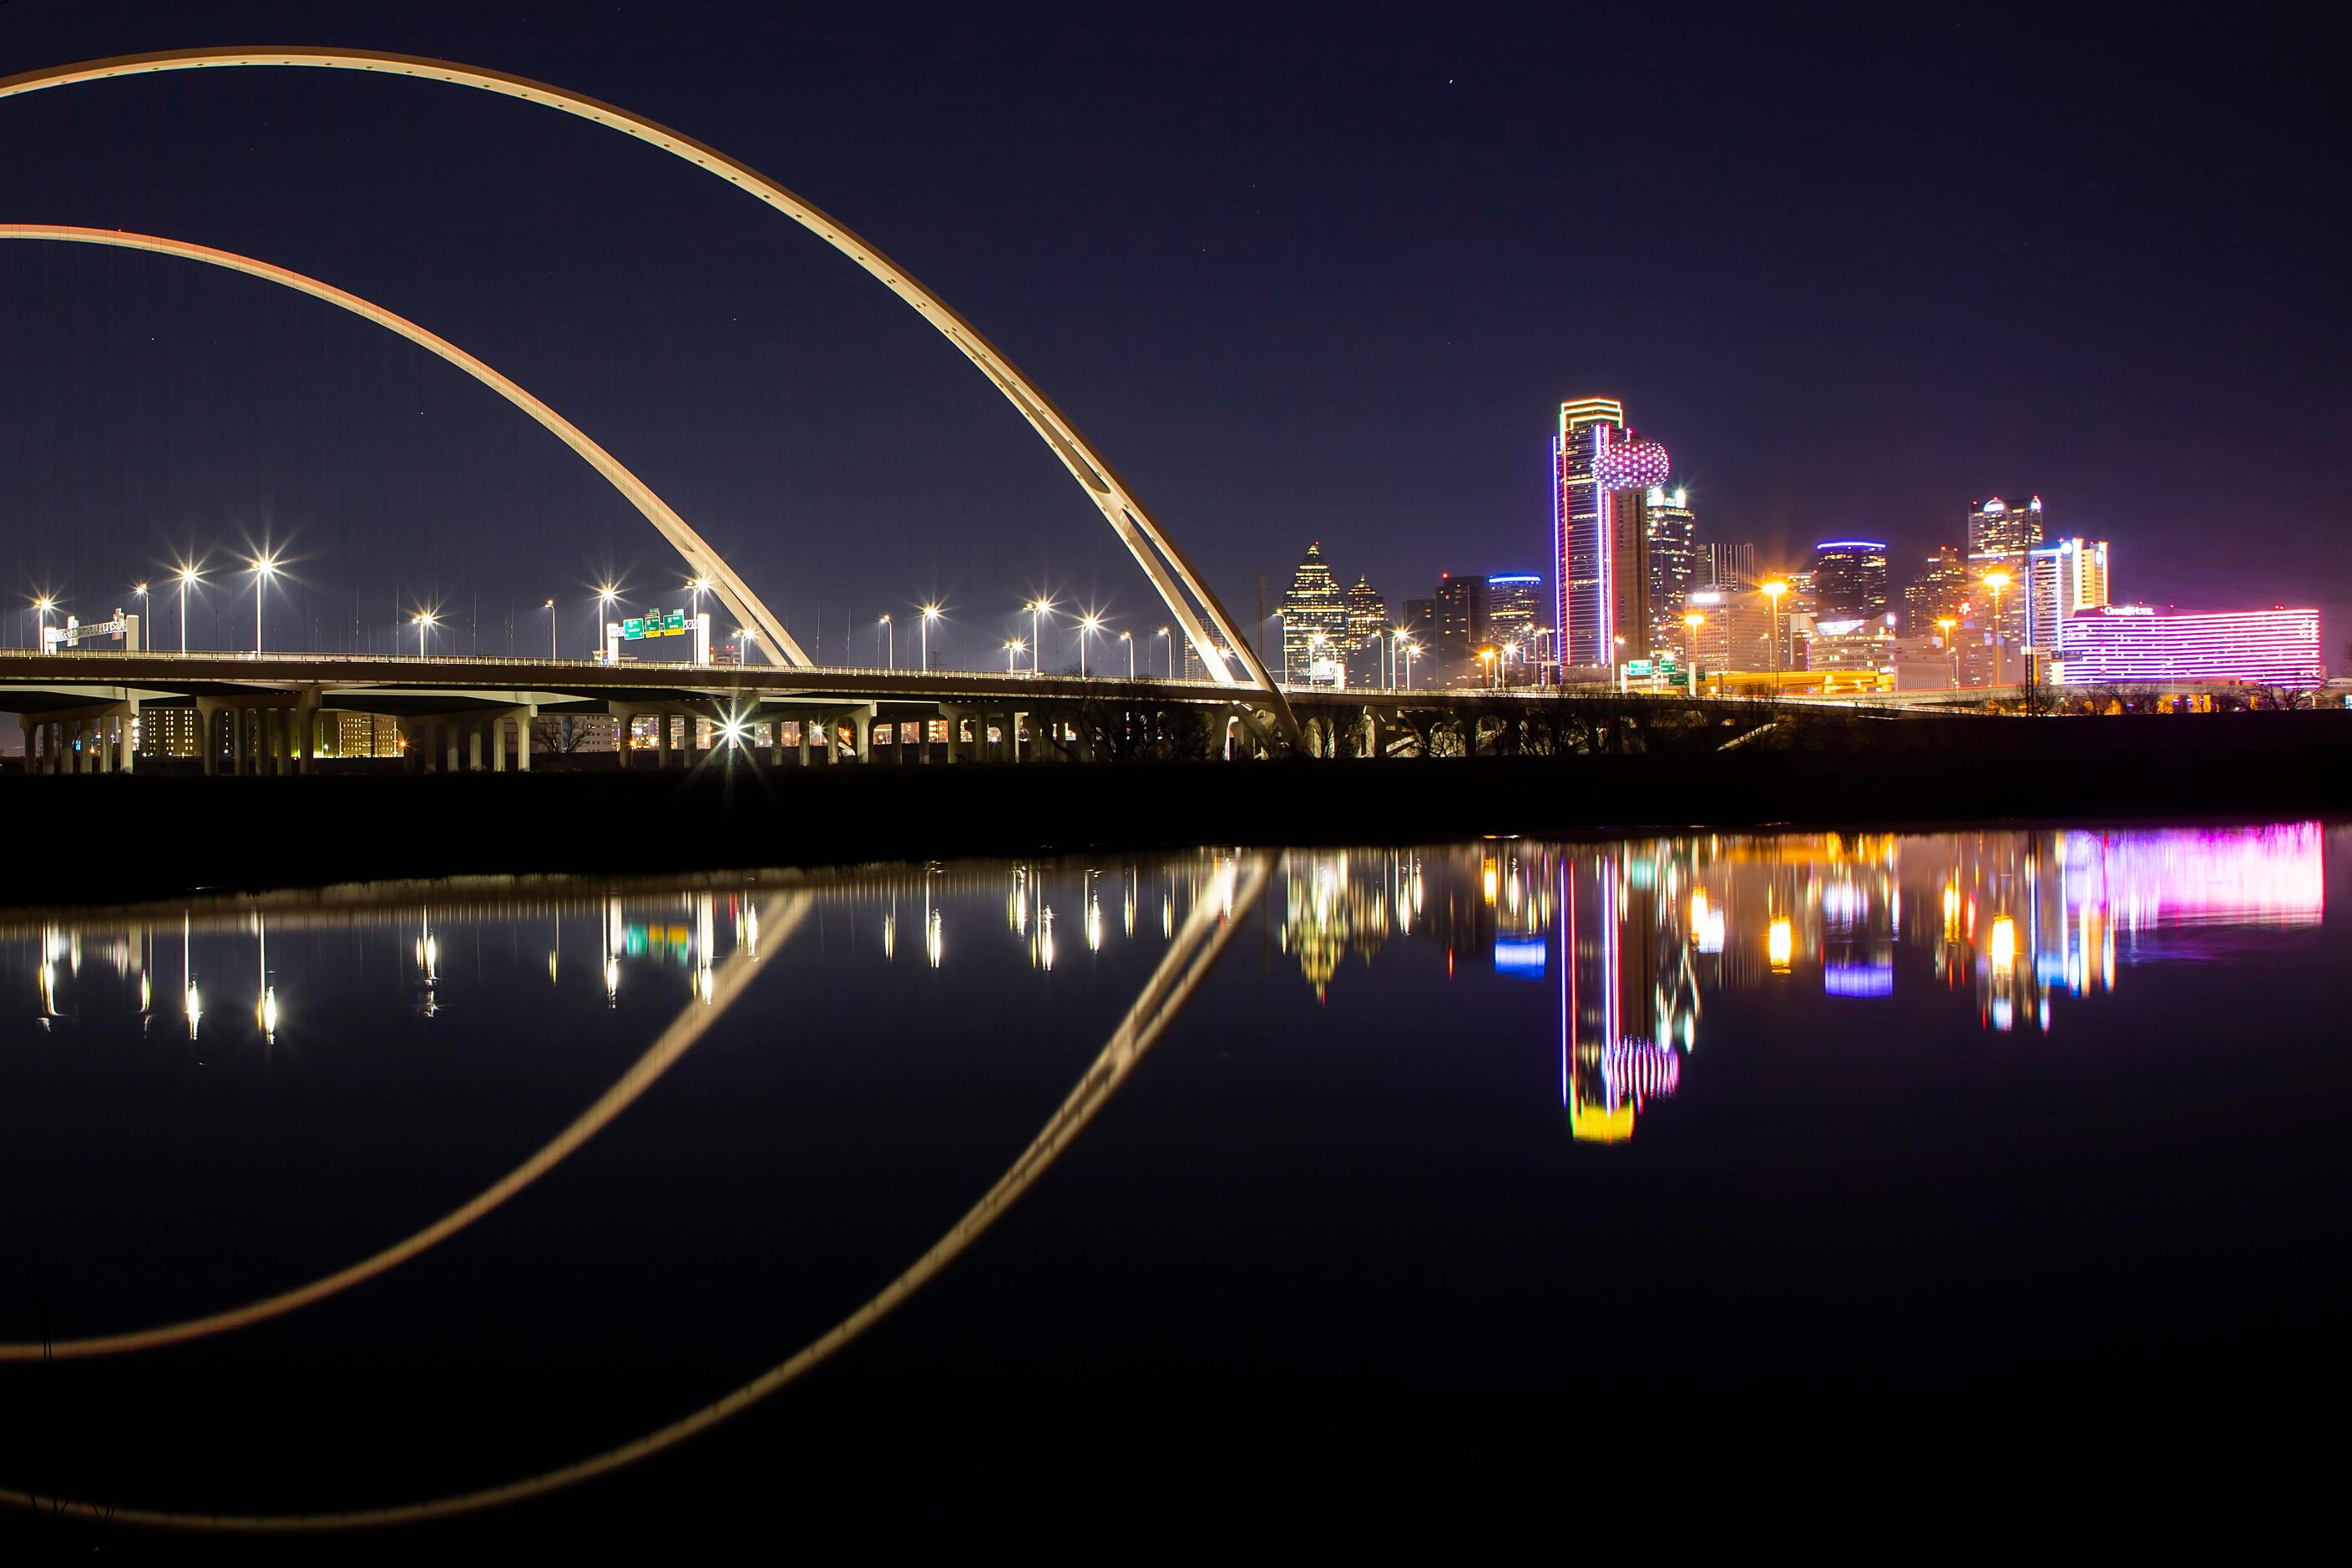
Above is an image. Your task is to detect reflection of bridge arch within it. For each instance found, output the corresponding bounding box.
[0,893,812,1363]
[0,49,1296,732]
[0,855,1267,1532]
[0,223,811,667]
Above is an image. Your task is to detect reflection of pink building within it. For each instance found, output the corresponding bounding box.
[2060,824,2324,929]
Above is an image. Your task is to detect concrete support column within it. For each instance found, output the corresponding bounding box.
[514,709,533,772]
[296,698,317,774]
[657,711,673,768]
[492,714,508,772]
[855,711,873,764]
[445,722,460,774]
[468,723,485,772]
[797,716,812,767]
[613,707,631,769]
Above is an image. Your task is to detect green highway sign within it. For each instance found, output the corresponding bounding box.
[618,609,692,641]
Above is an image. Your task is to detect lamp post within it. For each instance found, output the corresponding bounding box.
[249,552,280,656]
[1611,635,1626,694]
[920,604,940,672]
[1004,637,1024,673]
[1119,629,1134,678]
[1078,614,1104,677]
[1935,616,1960,690]
[133,583,148,650]
[177,564,201,654]
[1683,612,1705,696]
[596,584,620,662]
[413,610,438,657]
[1402,638,1418,690]
[33,595,55,652]
[1762,579,1788,695]
[738,627,757,667]
[1479,646,1498,690]
[544,598,558,660]
[1025,598,1054,674]
[1983,572,2011,692]
[878,613,893,670]
[1156,625,1171,679]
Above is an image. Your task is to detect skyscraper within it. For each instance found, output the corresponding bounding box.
[1699,540,1759,592]
[1552,397,1672,670]
[1434,572,1485,658]
[1811,539,1890,622]
[1342,574,1389,685]
[2025,537,2111,674]
[1280,541,1348,686]
[1642,488,1699,648]
[1902,544,1971,633]
[1484,574,1540,651]
[1970,494,2046,559]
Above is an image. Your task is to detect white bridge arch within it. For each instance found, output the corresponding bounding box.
[0,48,1293,729]
[0,222,812,665]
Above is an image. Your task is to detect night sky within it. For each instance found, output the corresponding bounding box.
[1,3,2345,667]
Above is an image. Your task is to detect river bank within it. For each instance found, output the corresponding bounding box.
[3,711,2345,905]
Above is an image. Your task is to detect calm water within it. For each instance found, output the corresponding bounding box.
[2,824,2345,1547]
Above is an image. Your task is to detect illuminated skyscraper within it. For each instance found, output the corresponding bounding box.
[1280,541,1348,686]
[1902,544,1971,632]
[1341,574,1389,685]
[1643,488,1699,648]
[1700,540,1759,592]
[2024,537,2110,675]
[1485,574,1540,660]
[1812,539,1890,621]
[1970,494,2046,559]
[1552,397,1673,671]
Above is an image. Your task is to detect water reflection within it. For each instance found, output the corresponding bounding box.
[0,825,2329,1533]
[1272,823,2324,1140]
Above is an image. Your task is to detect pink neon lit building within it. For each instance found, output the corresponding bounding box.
[1551,398,1671,670]
[2056,604,2322,689]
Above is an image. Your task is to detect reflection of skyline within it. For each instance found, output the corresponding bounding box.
[1265,824,2327,1142]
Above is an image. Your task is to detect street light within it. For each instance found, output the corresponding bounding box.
[33,595,55,652]
[920,604,941,672]
[412,609,438,657]
[1004,637,1025,673]
[1401,637,1419,690]
[1935,616,1960,690]
[134,582,149,648]
[249,552,281,656]
[595,584,620,663]
[1683,612,1705,695]
[175,564,202,655]
[1156,625,1171,678]
[878,612,893,670]
[1982,571,2011,690]
[1025,598,1055,674]
[1078,614,1105,676]
[1761,579,1788,694]
[1479,646,1498,689]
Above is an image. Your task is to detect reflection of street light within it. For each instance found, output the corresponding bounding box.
[920,604,941,671]
[1761,579,1788,692]
[1683,612,1705,695]
[1768,916,1794,970]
